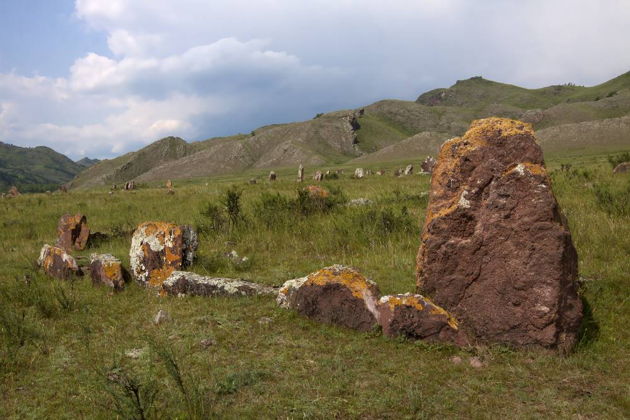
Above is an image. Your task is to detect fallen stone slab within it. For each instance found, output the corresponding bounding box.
[161,271,276,297]
[277,265,380,332]
[416,117,583,351]
[130,222,198,287]
[613,161,630,174]
[378,294,467,345]
[56,213,90,251]
[90,253,126,291]
[38,244,82,280]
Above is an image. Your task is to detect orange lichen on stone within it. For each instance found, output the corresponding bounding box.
[381,294,459,330]
[148,267,176,287]
[305,185,329,198]
[305,265,377,299]
[463,117,533,144]
[504,162,548,177]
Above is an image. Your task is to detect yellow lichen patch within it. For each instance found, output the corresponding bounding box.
[139,221,179,237]
[503,162,548,178]
[383,295,427,311]
[148,266,175,287]
[102,261,122,280]
[305,266,375,299]
[464,117,533,143]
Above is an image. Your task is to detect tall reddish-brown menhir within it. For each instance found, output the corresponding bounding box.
[56,213,90,251]
[416,117,583,352]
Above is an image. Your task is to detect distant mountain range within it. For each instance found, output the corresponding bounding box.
[0,142,98,192]
[3,71,630,192]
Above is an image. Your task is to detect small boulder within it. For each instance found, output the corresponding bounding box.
[129,222,198,287]
[354,168,365,179]
[347,198,373,206]
[377,294,466,344]
[38,244,82,280]
[90,253,126,291]
[7,186,20,198]
[56,213,90,251]
[277,265,381,332]
[268,171,277,181]
[313,170,323,181]
[613,162,630,174]
[161,271,275,297]
[249,178,257,185]
[404,164,414,176]
[305,185,329,199]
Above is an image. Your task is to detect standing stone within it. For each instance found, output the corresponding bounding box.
[421,156,437,174]
[269,171,277,181]
[56,214,90,252]
[404,164,414,176]
[90,253,126,291]
[166,179,173,189]
[613,162,630,174]
[129,222,198,287]
[249,178,257,185]
[416,117,583,351]
[277,265,381,332]
[298,164,304,182]
[38,244,82,279]
[376,170,385,176]
[7,186,20,198]
[313,171,323,182]
[354,168,365,179]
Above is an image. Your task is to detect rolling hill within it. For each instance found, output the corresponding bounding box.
[0,142,89,192]
[68,71,630,188]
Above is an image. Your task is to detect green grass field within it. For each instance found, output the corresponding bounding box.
[1,152,629,418]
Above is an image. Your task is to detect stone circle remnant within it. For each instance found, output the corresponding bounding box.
[38,244,82,280]
[129,222,198,287]
[416,117,583,351]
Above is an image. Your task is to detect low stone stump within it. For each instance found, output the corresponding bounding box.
[56,213,90,251]
[129,222,198,287]
[378,294,467,345]
[277,265,381,332]
[38,244,82,280]
[90,253,126,291]
[161,271,276,297]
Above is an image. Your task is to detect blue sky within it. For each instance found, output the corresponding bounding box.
[1,0,629,159]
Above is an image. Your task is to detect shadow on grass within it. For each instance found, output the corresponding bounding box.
[576,296,599,349]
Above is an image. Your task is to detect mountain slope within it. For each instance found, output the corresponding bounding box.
[69,71,630,188]
[0,142,85,192]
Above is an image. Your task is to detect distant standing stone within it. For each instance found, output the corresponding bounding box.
[166,179,173,189]
[313,170,323,181]
[249,178,257,184]
[613,162,630,174]
[7,186,20,197]
[56,213,90,252]
[420,156,437,174]
[298,164,304,182]
[90,253,126,291]
[354,168,365,179]
[269,171,277,181]
[404,164,414,176]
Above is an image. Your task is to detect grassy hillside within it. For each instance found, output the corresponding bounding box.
[68,71,630,188]
[0,142,85,192]
[1,151,629,417]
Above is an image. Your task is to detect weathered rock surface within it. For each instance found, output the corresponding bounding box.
[56,213,90,251]
[404,164,414,175]
[161,271,276,297]
[7,186,20,197]
[354,168,365,179]
[613,162,630,174]
[416,117,583,351]
[378,294,466,344]
[313,170,323,181]
[38,244,82,279]
[268,171,277,181]
[130,222,198,287]
[298,164,304,182]
[278,265,380,332]
[90,253,126,291]
[421,156,437,174]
